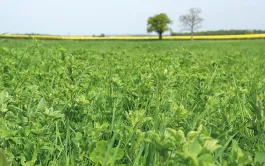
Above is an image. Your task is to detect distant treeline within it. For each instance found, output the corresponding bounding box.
[23,33,59,36]
[171,30,265,36]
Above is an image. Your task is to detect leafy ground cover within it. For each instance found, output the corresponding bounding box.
[0,39,265,165]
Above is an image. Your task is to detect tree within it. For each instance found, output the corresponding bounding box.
[147,13,172,40]
[179,8,203,40]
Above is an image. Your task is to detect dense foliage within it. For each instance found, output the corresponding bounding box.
[0,39,265,165]
[147,13,172,40]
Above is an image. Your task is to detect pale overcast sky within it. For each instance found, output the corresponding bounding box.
[0,0,264,35]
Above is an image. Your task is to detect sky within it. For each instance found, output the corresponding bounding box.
[0,0,265,35]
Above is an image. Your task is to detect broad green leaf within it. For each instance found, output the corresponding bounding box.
[90,140,124,165]
[199,154,214,165]
[37,98,47,111]
[255,152,265,164]
[166,128,185,144]
[75,132,83,141]
[0,151,9,166]
[90,150,105,164]
[189,140,202,156]
[110,147,124,160]
[203,139,221,153]
[187,129,202,141]
[0,90,9,105]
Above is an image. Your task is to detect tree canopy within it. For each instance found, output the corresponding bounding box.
[147,13,172,40]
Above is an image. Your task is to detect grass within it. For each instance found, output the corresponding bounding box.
[0,39,265,165]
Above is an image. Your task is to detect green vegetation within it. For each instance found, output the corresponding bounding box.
[147,13,172,40]
[1,39,265,165]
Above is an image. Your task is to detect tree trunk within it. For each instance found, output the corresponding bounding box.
[191,28,194,41]
[159,33,162,40]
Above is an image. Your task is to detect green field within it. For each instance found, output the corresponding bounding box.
[1,39,265,165]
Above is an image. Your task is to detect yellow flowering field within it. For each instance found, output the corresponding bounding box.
[0,34,265,40]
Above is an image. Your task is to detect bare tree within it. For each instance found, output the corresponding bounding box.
[179,8,203,40]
